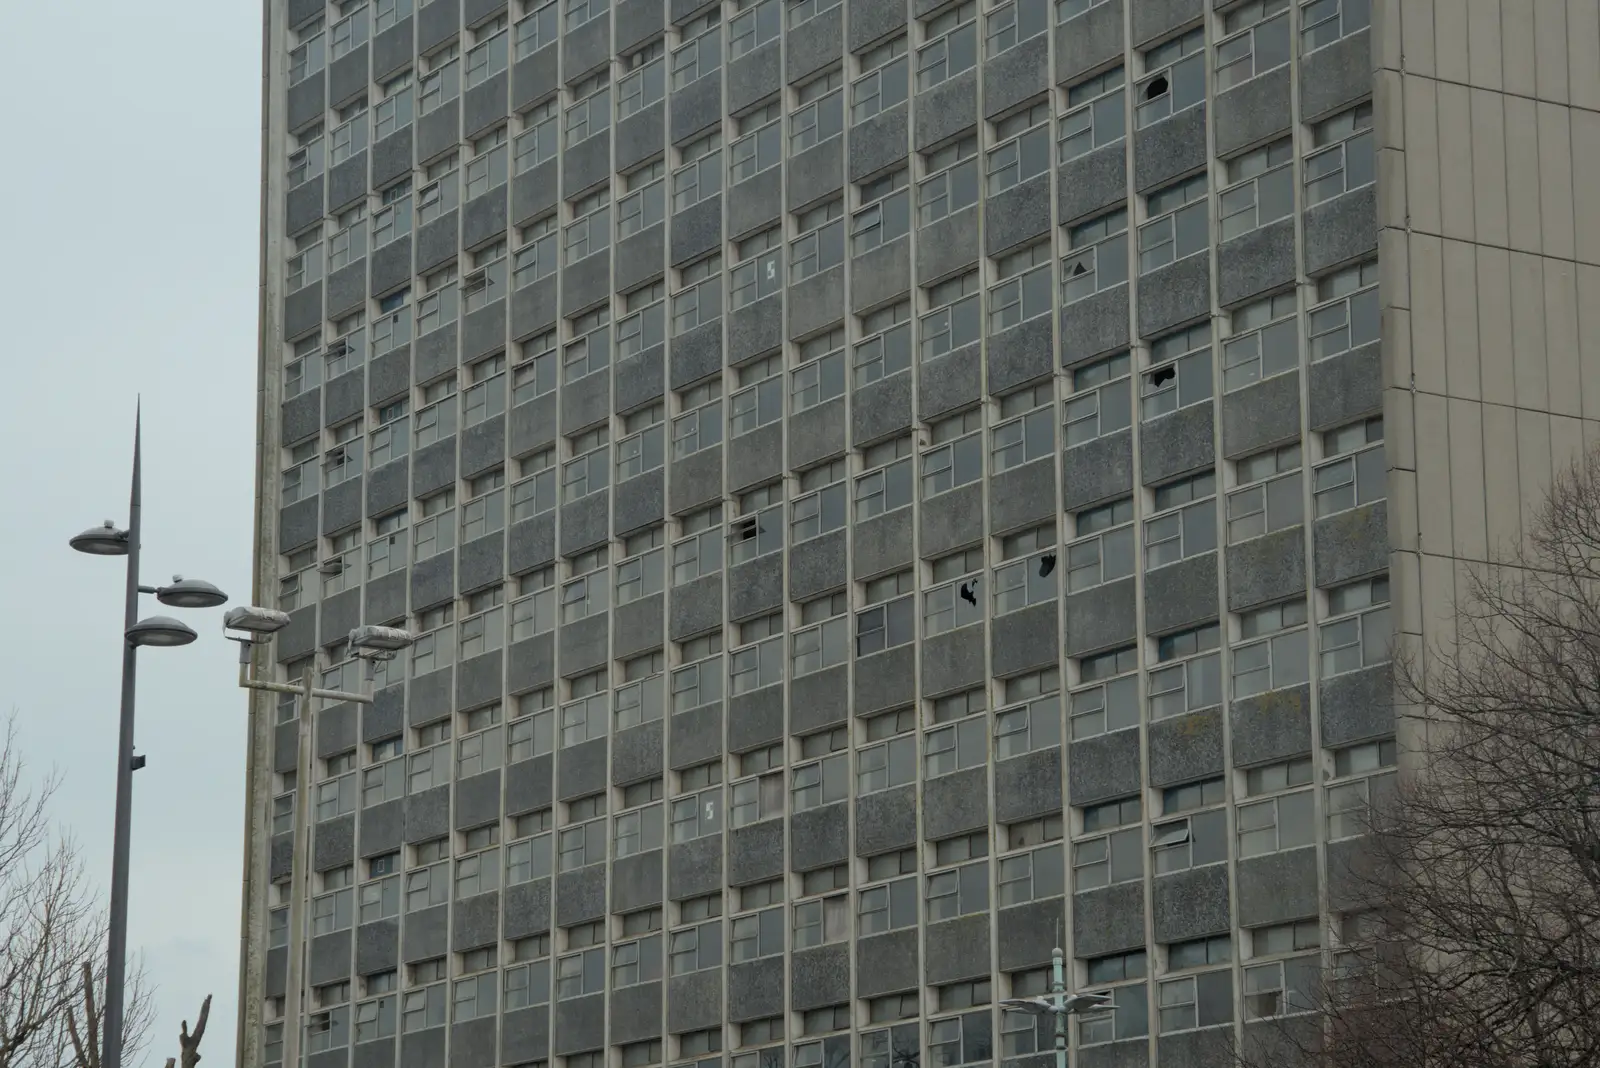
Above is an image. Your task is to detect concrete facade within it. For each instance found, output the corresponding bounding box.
[241,1,1600,1067]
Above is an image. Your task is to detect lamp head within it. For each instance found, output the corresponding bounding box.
[127,616,198,648]
[156,575,228,609]
[69,521,129,557]
[349,625,415,660]
[224,605,292,639]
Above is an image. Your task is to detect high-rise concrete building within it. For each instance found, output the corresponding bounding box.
[240,0,1600,1066]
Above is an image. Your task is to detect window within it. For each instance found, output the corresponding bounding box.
[614,790,665,858]
[330,3,370,60]
[1314,416,1384,516]
[994,673,1061,760]
[921,272,981,361]
[612,927,663,989]
[791,458,847,542]
[787,0,841,26]
[280,440,319,506]
[507,689,554,763]
[985,100,1050,193]
[509,449,557,525]
[562,423,609,502]
[1222,291,1297,392]
[854,302,912,386]
[852,38,908,123]
[857,708,917,793]
[372,181,413,249]
[673,132,721,211]
[566,0,602,29]
[730,102,782,182]
[613,652,666,732]
[557,809,606,871]
[413,489,456,563]
[1308,259,1379,359]
[323,419,363,488]
[730,0,781,57]
[927,856,989,920]
[561,547,609,623]
[1058,356,1132,453]
[617,41,666,120]
[288,126,325,187]
[858,572,915,656]
[415,263,459,333]
[729,483,783,563]
[923,548,984,636]
[506,810,554,883]
[311,882,353,935]
[464,128,509,201]
[1073,796,1142,889]
[1152,777,1227,873]
[1243,954,1319,1020]
[917,136,979,225]
[671,17,721,90]
[730,627,784,696]
[1069,645,1138,739]
[287,231,323,291]
[924,689,987,776]
[850,174,911,265]
[616,529,666,608]
[1149,623,1221,718]
[792,731,848,810]
[1059,65,1124,162]
[455,837,501,898]
[917,1,977,90]
[616,403,665,481]
[555,946,604,998]
[465,18,509,89]
[1138,172,1208,272]
[515,1,558,57]
[730,747,784,827]
[673,254,723,336]
[672,633,724,713]
[1306,101,1375,204]
[328,205,368,273]
[1234,600,1309,699]
[671,764,723,842]
[404,856,448,912]
[419,47,461,116]
[989,244,1051,334]
[1136,28,1204,127]
[669,920,723,974]
[794,892,849,949]
[458,585,506,659]
[563,189,610,266]
[985,0,1047,56]
[731,354,784,436]
[853,436,912,519]
[503,937,552,1010]
[513,100,559,175]
[284,336,322,399]
[791,202,844,283]
[993,525,1058,614]
[367,507,407,579]
[289,22,326,85]
[790,334,846,420]
[998,835,1063,905]
[618,164,667,241]
[1320,575,1391,677]
[791,71,845,153]
[731,228,783,308]
[731,906,785,962]
[1078,970,1148,1045]
[1227,442,1302,543]
[793,592,849,676]
[1140,323,1213,421]
[1237,756,1315,856]
[1219,137,1293,241]
[1326,737,1397,839]
[1216,0,1290,91]
[1060,211,1127,306]
[1303,0,1370,48]
[1066,498,1134,593]
[565,73,610,143]
[672,505,724,584]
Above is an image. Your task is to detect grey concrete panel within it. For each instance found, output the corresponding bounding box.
[284,283,324,341]
[728,166,783,240]
[990,456,1057,534]
[613,593,665,660]
[1308,342,1382,432]
[1130,0,1202,46]
[328,152,368,212]
[287,70,325,133]
[1131,103,1207,193]
[1158,1029,1234,1068]
[1226,526,1306,612]
[1325,834,1378,912]
[461,415,506,479]
[450,1018,497,1068]
[615,0,666,52]
[918,342,982,420]
[790,943,851,1010]
[849,238,911,316]
[558,738,607,803]
[611,716,665,787]
[1241,1017,1320,1068]
[329,48,369,107]
[1139,402,1213,486]
[997,898,1066,970]
[670,701,724,768]
[1064,578,1138,657]
[508,392,557,461]
[1236,846,1319,928]
[1221,368,1301,459]
[453,890,501,951]
[670,194,722,267]
[561,250,612,319]
[464,74,510,139]
[369,347,411,405]
[1213,65,1292,158]
[507,512,556,576]
[309,932,352,986]
[1136,252,1210,338]
[501,1007,550,1064]
[370,234,413,297]
[402,903,449,962]
[915,205,980,285]
[728,684,786,753]
[856,928,918,997]
[1062,428,1134,511]
[415,211,460,276]
[669,573,723,641]
[362,801,404,860]
[314,814,356,871]
[413,324,459,385]
[1152,863,1232,941]
[615,225,665,296]
[1303,184,1378,276]
[364,570,409,627]
[789,665,850,737]
[417,103,461,168]
[510,159,559,227]
[670,319,724,392]
[849,105,910,183]
[730,551,784,622]
[729,820,785,885]
[853,642,916,716]
[791,803,850,871]
[727,421,784,492]
[399,1030,446,1068]
[409,669,454,725]
[325,364,366,425]
[404,786,452,848]
[913,69,978,151]
[984,173,1052,256]
[555,863,608,926]
[788,396,848,471]
[510,278,559,346]
[988,315,1055,396]
[276,604,316,661]
[1073,880,1146,957]
[1312,499,1388,588]
[610,849,666,913]
[669,835,725,899]
[728,956,785,1023]
[728,294,784,366]
[365,685,406,741]
[729,40,782,116]
[315,692,358,759]
[1320,663,1395,747]
[373,126,414,189]
[668,447,723,515]
[992,601,1060,678]
[616,345,667,415]
[372,18,413,79]
[417,0,460,51]
[851,370,913,446]
[615,467,666,538]
[849,0,905,49]
[851,507,912,582]
[609,981,663,1044]
[511,45,559,113]
[270,833,292,880]
[1300,28,1372,122]
[558,492,610,557]
[925,914,991,983]
[286,176,324,236]
[459,532,508,597]
[1230,684,1313,767]
[355,920,400,976]
[670,72,723,144]
[1217,216,1296,308]
[1067,725,1142,805]
[503,877,553,938]
[919,480,985,559]
[1146,707,1226,787]
[551,992,605,1055]
[617,102,667,177]
[409,550,456,610]
[462,190,509,258]
[280,498,319,552]
[855,785,918,856]
[994,747,1062,823]
[788,265,846,340]
[563,136,613,205]
[921,624,986,697]
[454,768,503,830]
[666,970,723,1034]
[321,477,363,535]
[923,765,989,840]
[505,631,556,697]
[562,10,611,79]
[786,5,843,84]
[983,35,1048,119]
[1056,0,1124,85]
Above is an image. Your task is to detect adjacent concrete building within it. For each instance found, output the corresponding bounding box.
[240,0,1600,1066]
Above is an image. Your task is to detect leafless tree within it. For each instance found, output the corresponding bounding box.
[0,714,153,1068]
[1242,451,1600,1067]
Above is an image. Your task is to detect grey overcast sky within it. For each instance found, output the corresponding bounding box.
[0,3,264,1062]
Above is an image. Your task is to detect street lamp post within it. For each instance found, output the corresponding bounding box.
[69,408,229,1068]
[225,609,413,1068]
[1000,946,1114,1068]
